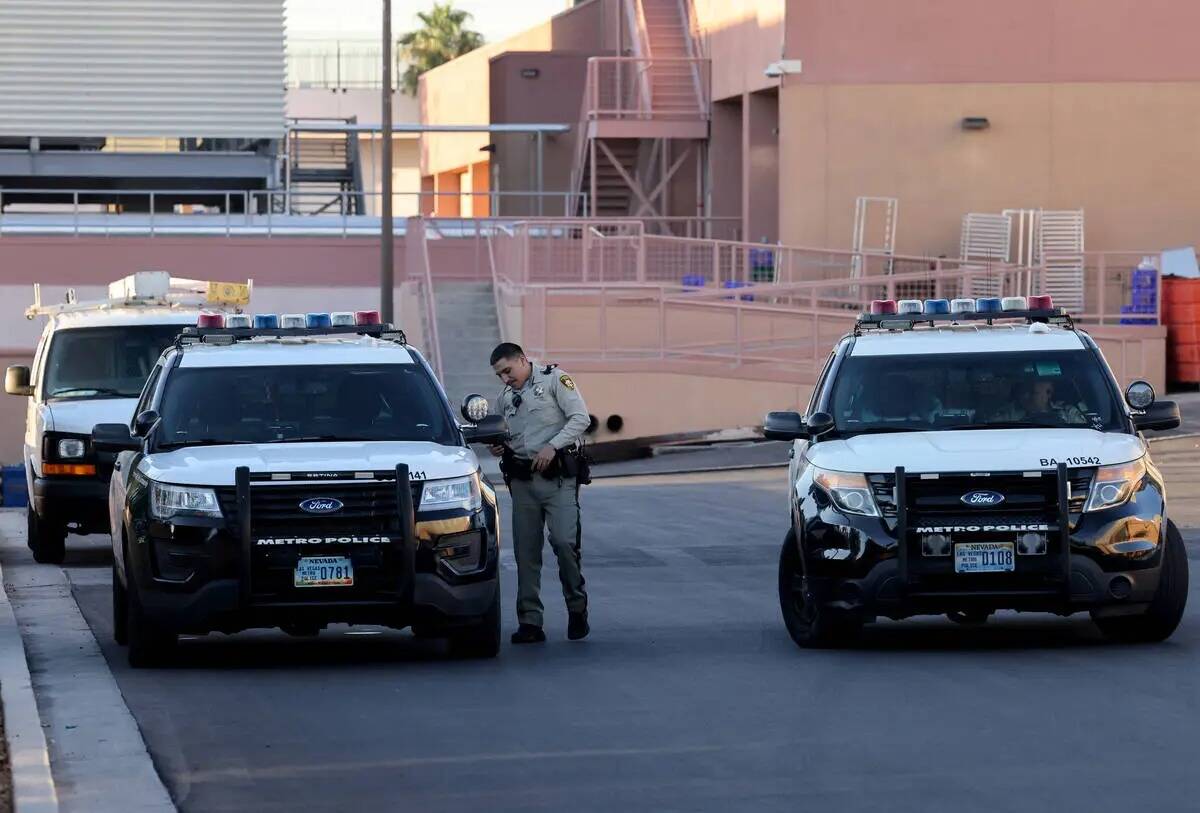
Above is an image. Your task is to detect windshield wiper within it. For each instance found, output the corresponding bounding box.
[945,421,1062,431]
[840,426,925,436]
[160,439,256,450]
[49,387,137,398]
[261,435,377,444]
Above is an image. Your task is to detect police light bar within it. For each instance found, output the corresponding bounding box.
[897,299,923,314]
[1028,295,1053,309]
[976,297,1003,313]
[225,314,252,329]
[951,298,975,313]
[280,314,305,329]
[870,300,897,315]
[1001,296,1028,311]
[306,313,332,328]
[924,299,950,314]
[330,312,356,327]
[254,314,279,329]
[355,310,381,326]
[197,313,225,328]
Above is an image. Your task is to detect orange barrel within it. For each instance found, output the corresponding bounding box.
[1164,278,1200,384]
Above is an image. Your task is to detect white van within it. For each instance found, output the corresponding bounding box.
[5,272,250,563]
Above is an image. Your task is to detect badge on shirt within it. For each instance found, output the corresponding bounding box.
[560,375,575,390]
[533,385,545,397]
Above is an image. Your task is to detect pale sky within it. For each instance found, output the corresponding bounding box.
[285,0,575,43]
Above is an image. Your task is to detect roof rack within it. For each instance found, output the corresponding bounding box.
[25,271,251,319]
[854,308,1075,336]
[175,323,408,348]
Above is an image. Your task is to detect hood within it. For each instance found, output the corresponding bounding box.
[47,398,139,435]
[807,428,1145,474]
[140,441,478,486]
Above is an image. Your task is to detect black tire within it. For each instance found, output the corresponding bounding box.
[113,564,129,646]
[27,507,66,565]
[1093,521,1189,644]
[126,577,177,668]
[778,529,862,648]
[448,583,502,659]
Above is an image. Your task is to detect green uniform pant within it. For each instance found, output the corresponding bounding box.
[509,475,588,627]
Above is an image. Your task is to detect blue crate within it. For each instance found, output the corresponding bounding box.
[681,274,706,288]
[2,464,27,508]
[1119,305,1158,325]
[1132,267,1158,290]
[722,280,754,301]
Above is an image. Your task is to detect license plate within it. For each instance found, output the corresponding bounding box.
[294,556,354,588]
[954,542,1015,574]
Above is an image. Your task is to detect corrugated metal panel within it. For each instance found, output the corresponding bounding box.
[0,0,285,138]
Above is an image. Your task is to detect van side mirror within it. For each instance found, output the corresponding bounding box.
[462,414,508,446]
[132,410,160,438]
[1132,401,1180,432]
[5,366,32,397]
[92,423,141,453]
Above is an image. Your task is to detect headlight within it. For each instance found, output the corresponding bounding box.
[1084,458,1147,513]
[150,481,221,520]
[420,474,481,511]
[57,438,86,459]
[810,467,879,517]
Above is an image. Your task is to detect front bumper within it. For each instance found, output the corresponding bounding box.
[797,466,1167,620]
[126,467,500,635]
[32,475,109,532]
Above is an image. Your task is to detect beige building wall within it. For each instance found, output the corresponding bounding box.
[693,0,784,102]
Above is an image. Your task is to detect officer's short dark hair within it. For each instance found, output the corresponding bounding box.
[490,342,525,366]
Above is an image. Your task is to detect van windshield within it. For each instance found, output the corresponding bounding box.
[829,350,1124,435]
[156,364,457,448]
[43,325,183,400]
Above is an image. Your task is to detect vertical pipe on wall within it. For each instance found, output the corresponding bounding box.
[380,0,395,322]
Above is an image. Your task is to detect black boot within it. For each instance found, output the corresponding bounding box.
[510,624,546,644]
[567,611,590,641]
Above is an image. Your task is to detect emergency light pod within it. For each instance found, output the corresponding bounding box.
[1001,296,1028,311]
[330,311,356,327]
[280,313,306,329]
[869,299,897,315]
[355,310,381,325]
[1028,294,1054,309]
[253,314,279,329]
[951,298,976,313]
[897,299,924,315]
[197,313,224,328]
[306,313,332,328]
[976,297,1003,313]
[923,299,950,314]
[224,314,252,329]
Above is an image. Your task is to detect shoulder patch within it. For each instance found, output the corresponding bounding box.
[559,374,575,390]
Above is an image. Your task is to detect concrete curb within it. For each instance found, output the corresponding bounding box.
[0,564,58,813]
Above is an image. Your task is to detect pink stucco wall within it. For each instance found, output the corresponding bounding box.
[786,0,1200,84]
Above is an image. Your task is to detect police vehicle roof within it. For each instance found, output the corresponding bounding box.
[850,324,1086,356]
[176,336,417,368]
[50,309,203,330]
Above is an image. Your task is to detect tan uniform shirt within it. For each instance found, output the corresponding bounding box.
[499,362,590,459]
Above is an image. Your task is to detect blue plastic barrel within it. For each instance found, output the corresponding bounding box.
[2,465,27,508]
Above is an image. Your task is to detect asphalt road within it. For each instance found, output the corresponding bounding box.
[49,469,1200,813]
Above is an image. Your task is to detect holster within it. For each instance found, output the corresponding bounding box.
[500,450,534,483]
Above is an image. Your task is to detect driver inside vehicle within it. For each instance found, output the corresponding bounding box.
[1016,378,1086,424]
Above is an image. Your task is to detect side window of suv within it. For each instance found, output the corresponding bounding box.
[807,351,837,416]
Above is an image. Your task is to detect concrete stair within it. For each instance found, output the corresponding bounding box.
[432,280,504,410]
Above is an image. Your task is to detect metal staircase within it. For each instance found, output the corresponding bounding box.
[283,118,366,215]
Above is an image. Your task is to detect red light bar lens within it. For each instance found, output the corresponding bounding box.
[197,313,225,328]
[355,310,381,325]
[1028,295,1053,309]
[870,300,897,315]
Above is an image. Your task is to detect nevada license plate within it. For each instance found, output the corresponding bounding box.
[294,556,354,588]
[954,542,1015,574]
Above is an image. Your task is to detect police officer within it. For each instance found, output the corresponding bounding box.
[489,342,590,643]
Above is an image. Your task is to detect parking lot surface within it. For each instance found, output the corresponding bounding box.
[17,462,1194,813]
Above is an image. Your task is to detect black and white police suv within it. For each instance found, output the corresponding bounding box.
[765,295,1186,648]
[93,311,507,666]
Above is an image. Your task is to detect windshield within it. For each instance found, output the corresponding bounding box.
[829,350,1124,434]
[156,364,457,448]
[43,325,183,400]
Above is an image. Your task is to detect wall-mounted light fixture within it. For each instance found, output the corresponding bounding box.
[764,59,803,79]
[961,116,990,131]
[520,67,540,79]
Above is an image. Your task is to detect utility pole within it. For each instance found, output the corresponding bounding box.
[380,0,394,322]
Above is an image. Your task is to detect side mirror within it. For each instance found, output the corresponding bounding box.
[92,423,141,453]
[462,415,508,446]
[806,411,835,438]
[132,410,159,438]
[763,411,806,441]
[461,393,490,423]
[5,366,32,397]
[1125,380,1155,410]
[1132,400,1180,432]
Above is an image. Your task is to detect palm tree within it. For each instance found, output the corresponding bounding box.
[398,3,485,95]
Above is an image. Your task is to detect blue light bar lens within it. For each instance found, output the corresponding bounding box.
[306,312,332,328]
[924,299,950,314]
[253,314,279,329]
[976,297,1003,313]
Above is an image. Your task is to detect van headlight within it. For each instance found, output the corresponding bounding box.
[149,481,222,520]
[57,438,86,459]
[1085,458,1147,513]
[420,474,481,512]
[810,467,879,517]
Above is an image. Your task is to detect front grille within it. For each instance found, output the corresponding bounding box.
[217,481,423,533]
[867,474,897,517]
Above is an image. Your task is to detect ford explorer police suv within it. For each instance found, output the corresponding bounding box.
[5,272,250,564]
[765,296,1185,648]
[93,312,507,667]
